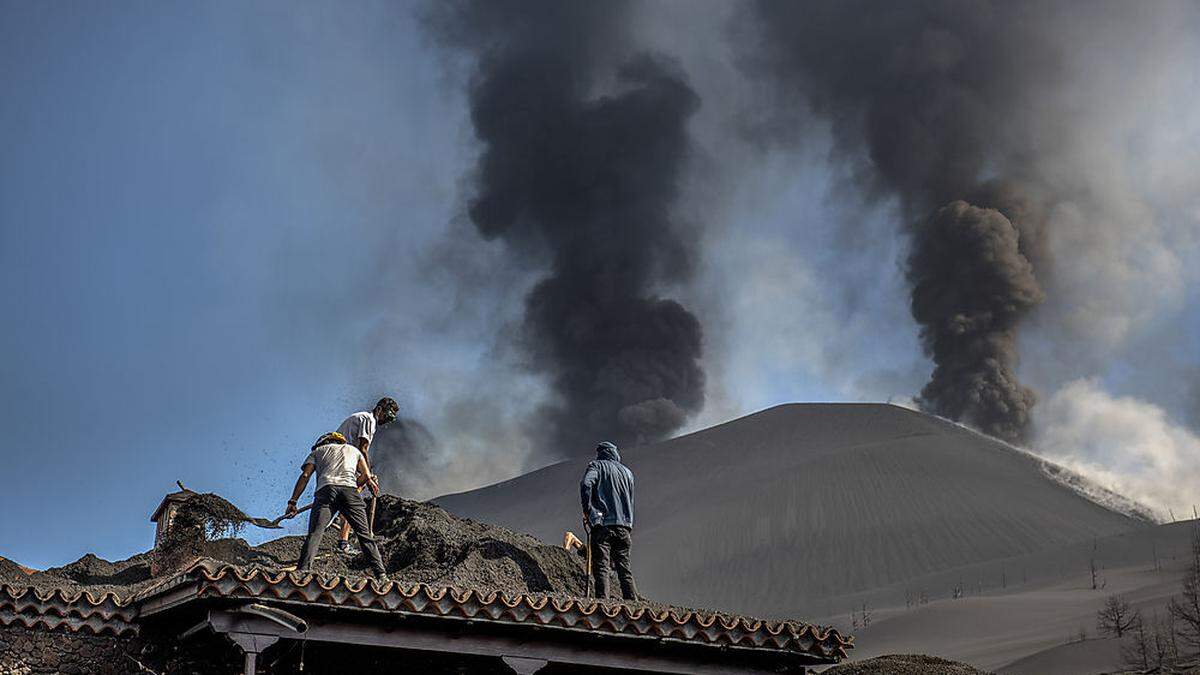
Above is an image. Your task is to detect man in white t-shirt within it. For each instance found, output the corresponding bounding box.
[332,397,399,554]
[286,431,388,579]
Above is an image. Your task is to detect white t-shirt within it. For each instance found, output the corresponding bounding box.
[303,442,363,491]
[336,412,377,452]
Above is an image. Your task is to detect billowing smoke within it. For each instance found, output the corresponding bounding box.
[428,1,705,457]
[910,200,1043,441]
[741,0,1071,442]
[1037,379,1200,520]
[370,416,438,497]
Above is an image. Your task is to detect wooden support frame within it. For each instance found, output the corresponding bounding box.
[226,631,278,675]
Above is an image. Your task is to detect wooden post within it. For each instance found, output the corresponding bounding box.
[226,632,279,675]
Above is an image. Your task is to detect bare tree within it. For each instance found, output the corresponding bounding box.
[1151,609,1178,668]
[849,603,873,630]
[1098,595,1139,638]
[1122,613,1151,670]
[1169,526,1200,655]
[1165,609,1181,662]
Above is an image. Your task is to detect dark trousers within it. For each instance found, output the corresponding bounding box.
[297,485,386,576]
[590,525,638,601]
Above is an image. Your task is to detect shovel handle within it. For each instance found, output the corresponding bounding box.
[271,502,314,526]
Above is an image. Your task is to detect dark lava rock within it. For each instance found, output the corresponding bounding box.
[42,553,152,587]
[821,654,993,675]
[0,556,29,585]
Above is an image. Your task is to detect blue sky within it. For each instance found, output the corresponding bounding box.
[0,1,865,567]
[2,1,1198,568]
[0,1,471,567]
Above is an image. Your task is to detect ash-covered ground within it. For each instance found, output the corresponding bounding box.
[0,494,587,600]
[820,654,993,675]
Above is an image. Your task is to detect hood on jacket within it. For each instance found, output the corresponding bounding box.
[596,441,620,462]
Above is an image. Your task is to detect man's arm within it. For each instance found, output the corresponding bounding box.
[353,438,372,491]
[580,463,601,523]
[356,412,375,459]
[356,454,380,497]
[286,465,315,516]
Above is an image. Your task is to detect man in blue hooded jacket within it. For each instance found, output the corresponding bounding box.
[580,441,639,600]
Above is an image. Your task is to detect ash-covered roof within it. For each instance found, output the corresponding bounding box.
[3,492,854,670]
[145,559,852,661]
[1,557,853,664]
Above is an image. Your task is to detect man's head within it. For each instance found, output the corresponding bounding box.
[373,397,399,426]
[313,431,348,449]
[596,441,619,461]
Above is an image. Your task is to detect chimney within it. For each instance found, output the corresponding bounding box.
[149,485,191,574]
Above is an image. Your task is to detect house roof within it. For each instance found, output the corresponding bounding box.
[2,558,853,666]
[0,584,137,636]
[142,560,852,661]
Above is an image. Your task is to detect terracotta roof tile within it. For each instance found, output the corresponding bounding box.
[0,585,138,636]
[136,560,853,661]
[1,559,853,663]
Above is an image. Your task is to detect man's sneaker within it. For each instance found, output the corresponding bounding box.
[337,540,358,556]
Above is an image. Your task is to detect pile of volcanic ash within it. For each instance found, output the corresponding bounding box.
[156,492,250,572]
[4,494,595,602]
[256,495,590,597]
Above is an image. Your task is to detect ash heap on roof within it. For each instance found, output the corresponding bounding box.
[1,491,852,674]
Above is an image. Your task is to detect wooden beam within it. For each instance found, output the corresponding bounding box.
[206,610,806,675]
[136,580,201,617]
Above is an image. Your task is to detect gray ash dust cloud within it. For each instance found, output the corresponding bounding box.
[744,0,1067,443]
[370,416,438,497]
[428,1,705,457]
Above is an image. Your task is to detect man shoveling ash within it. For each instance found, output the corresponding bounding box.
[286,431,388,581]
[580,441,639,601]
[332,397,399,555]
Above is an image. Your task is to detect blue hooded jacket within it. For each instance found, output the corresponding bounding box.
[580,442,635,528]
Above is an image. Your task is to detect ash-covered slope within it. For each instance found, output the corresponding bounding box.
[435,403,1147,618]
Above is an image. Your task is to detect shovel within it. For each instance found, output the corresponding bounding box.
[583,517,593,598]
[174,480,288,530]
[263,502,313,528]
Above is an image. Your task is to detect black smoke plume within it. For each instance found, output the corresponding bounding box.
[910,201,1043,440]
[745,0,1060,442]
[429,1,705,457]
